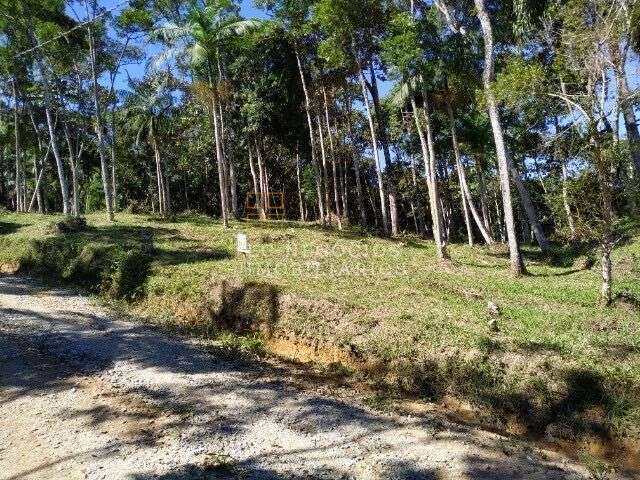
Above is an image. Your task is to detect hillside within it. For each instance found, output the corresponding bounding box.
[1,212,639,467]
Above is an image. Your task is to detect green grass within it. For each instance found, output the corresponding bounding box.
[1,211,639,443]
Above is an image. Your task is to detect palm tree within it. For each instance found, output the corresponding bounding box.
[123,76,173,217]
[154,0,259,228]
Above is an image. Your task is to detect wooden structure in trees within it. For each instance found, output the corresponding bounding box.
[245,192,286,220]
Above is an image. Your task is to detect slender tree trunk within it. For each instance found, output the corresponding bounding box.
[445,97,495,245]
[150,122,166,216]
[256,143,269,216]
[367,64,398,236]
[411,97,432,236]
[43,88,70,216]
[552,116,576,235]
[417,95,448,259]
[561,160,576,235]
[12,79,23,213]
[87,25,114,221]
[317,114,331,222]
[31,156,40,213]
[359,68,388,234]
[111,148,117,214]
[229,159,237,218]
[29,163,47,213]
[476,159,491,232]
[346,104,366,227]
[368,185,379,228]
[510,163,551,251]
[474,0,524,275]
[323,88,341,217]
[210,88,228,227]
[27,29,71,215]
[0,147,6,208]
[248,147,266,220]
[596,139,613,306]
[295,47,324,221]
[296,148,305,221]
[409,153,426,235]
[341,156,348,220]
[63,123,80,217]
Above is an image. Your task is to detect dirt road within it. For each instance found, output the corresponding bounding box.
[0,275,593,479]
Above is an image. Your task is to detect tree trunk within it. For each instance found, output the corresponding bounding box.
[477,159,491,232]
[295,47,324,221]
[248,147,266,220]
[150,121,166,216]
[210,88,228,227]
[561,160,576,235]
[296,148,305,221]
[317,114,332,223]
[341,156,349,220]
[445,97,495,245]
[28,161,47,213]
[510,164,551,251]
[12,79,23,213]
[87,26,114,221]
[63,123,80,217]
[111,148,117,214]
[409,153,426,235]
[323,88,341,218]
[228,159,238,218]
[421,96,449,259]
[474,0,524,275]
[553,116,576,236]
[346,104,366,227]
[359,68,388,234]
[367,64,398,236]
[256,144,268,216]
[42,84,70,216]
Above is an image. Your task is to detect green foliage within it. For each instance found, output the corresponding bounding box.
[493,56,546,109]
[116,7,154,32]
[380,13,422,78]
[85,173,106,213]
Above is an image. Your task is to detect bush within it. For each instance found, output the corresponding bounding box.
[106,249,150,301]
[21,237,149,302]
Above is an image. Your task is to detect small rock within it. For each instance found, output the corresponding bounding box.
[487,301,501,317]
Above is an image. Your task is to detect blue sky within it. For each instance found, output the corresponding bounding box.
[239,0,268,19]
[71,0,637,147]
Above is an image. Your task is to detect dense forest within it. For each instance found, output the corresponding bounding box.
[1,0,639,304]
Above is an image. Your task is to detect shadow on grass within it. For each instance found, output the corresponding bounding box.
[212,281,280,336]
[18,224,233,301]
[0,221,25,235]
[155,246,233,267]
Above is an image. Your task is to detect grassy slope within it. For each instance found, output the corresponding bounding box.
[1,211,639,442]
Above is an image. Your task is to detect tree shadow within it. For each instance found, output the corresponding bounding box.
[18,224,233,301]
[155,246,233,267]
[0,221,25,235]
[2,275,635,479]
[214,281,280,336]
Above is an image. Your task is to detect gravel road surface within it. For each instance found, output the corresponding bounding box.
[0,274,594,479]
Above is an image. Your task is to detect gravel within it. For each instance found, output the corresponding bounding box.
[0,274,594,479]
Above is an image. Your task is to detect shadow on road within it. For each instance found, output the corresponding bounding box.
[0,275,589,480]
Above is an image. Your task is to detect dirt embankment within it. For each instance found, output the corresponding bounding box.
[0,274,598,480]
